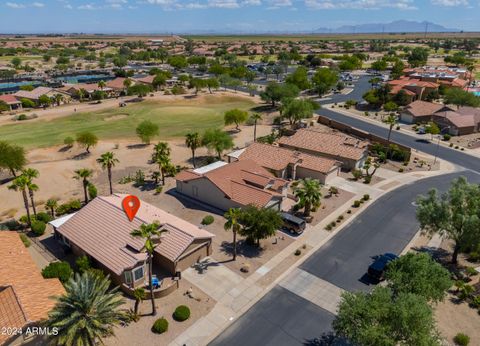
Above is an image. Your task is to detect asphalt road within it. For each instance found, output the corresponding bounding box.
[210,171,480,346]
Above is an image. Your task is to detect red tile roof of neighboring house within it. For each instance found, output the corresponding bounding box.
[0,94,21,104]
[106,77,127,90]
[135,75,155,85]
[238,142,339,174]
[176,160,287,208]
[278,129,368,161]
[0,232,64,343]
[404,100,444,118]
[56,195,214,275]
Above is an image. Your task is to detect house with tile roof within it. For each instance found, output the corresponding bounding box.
[277,129,369,170]
[0,94,22,111]
[399,100,444,123]
[227,142,341,184]
[53,195,214,291]
[175,159,288,212]
[0,232,64,346]
[14,86,71,105]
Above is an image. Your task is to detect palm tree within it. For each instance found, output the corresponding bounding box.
[77,88,86,102]
[130,222,168,316]
[54,94,64,106]
[133,287,146,315]
[250,113,262,142]
[8,175,31,227]
[97,152,119,195]
[293,178,322,217]
[123,78,132,89]
[224,208,242,261]
[156,154,173,186]
[385,114,398,159]
[47,271,126,346]
[23,168,39,217]
[74,168,93,204]
[98,80,106,90]
[46,198,58,218]
[152,142,171,160]
[185,132,201,168]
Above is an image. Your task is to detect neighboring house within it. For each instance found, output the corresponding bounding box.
[277,129,369,170]
[0,94,22,111]
[403,66,470,87]
[60,83,114,99]
[176,159,288,211]
[14,86,71,105]
[388,78,439,103]
[399,100,444,124]
[53,195,214,291]
[0,232,65,346]
[228,142,341,184]
[135,75,155,86]
[400,101,480,135]
[105,77,128,94]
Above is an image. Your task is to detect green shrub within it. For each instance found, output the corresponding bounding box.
[338,215,344,221]
[76,255,91,273]
[36,212,52,223]
[353,200,361,208]
[294,249,301,256]
[325,224,333,231]
[155,186,163,194]
[56,199,82,216]
[87,268,105,280]
[31,220,46,236]
[346,209,352,214]
[454,333,470,346]
[443,134,451,141]
[363,176,372,184]
[201,215,214,225]
[42,261,73,283]
[455,146,459,149]
[450,143,454,147]
[152,317,169,334]
[468,252,480,262]
[88,183,97,199]
[398,168,404,172]
[466,267,478,277]
[362,194,370,201]
[64,136,75,146]
[173,305,190,321]
[471,296,480,308]
[171,85,186,95]
[19,233,31,247]
[17,114,27,121]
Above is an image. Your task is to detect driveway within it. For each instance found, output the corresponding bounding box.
[210,170,480,345]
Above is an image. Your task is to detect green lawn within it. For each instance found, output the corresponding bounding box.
[0,95,256,149]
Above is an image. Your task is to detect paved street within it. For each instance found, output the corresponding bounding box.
[210,170,480,346]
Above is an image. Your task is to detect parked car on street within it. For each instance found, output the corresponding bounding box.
[281,212,306,235]
[367,253,398,281]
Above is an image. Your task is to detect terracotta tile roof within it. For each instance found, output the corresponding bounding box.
[0,94,21,104]
[278,129,368,161]
[0,286,27,344]
[56,195,214,275]
[0,232,64,334]
[14,86,53,100]
[135,75,155,84]
[105,77,127,90]
[404,101,444,118]
[238,142,339,174]
[434,110,477,128]
[177,160,287,207]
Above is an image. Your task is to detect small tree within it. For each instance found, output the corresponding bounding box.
[201,128,234,159]
[416,176,480,264]
[136,120,159,145]
[224,109,249,132]
[46,198,58,218]
[238,205,283,247]
[293,178,322,217]
[8,175,32,227]
[133,288,146,315]
[0,141,26,177]
[76,132,98,154]
[224,208,242,261]
[63,136,75,148]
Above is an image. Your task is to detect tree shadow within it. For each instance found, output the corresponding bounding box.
[127,143,149,150]
[303,332,352,346]
[71,152,90,160]
[166,189,224,216]
[58,145,72,153]
[192,258,220,274]
[251,104,275,113]
[219,239,262,259]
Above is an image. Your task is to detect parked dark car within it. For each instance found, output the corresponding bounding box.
[367,253,398,281]
[281,212,306,235]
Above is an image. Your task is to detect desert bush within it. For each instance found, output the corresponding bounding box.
[294,249,301,256]
[174,305,191,321]
[443,134,451,141]
[151,317,169,334]
[454,333,470,346]
[353,200,361,208]
[362,194,370,201]
[76,255,91,273]
[31,220,46,236]
[35,211,52,223]
[41,261,73,283]
[19,233,31,247]
[201,215,214,225]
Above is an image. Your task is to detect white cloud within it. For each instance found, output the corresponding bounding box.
[431,0,468,6]
[32,2,44,7]
[64,3,73,8]
[305,0,417,10]
[78,3,98,9]
[267,0,292,8]
[208,0,240,8]
[6,2,26,8]
[146,0,261,9]
[106,0,127,3]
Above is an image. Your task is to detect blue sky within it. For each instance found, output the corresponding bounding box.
[0,0,479,33]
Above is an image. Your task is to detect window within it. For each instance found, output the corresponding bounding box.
[124,271,132,284]
[133,266,144,281]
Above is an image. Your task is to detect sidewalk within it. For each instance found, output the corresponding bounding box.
[169,164,457,346]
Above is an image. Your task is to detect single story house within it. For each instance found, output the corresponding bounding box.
[53,195,214,290]
[388,78,439,103]
[228,142,341,184]
[14,86,71,105]
[0,94,22,111]
[277,129,369,170]
[105,77,128,94]
[176,159,288,211]
[399,100,444,124]
[0,232,65,346]
[60,83,114,99]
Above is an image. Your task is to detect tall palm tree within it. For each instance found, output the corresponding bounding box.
[123,78,132,89]
[156,154,173,186]
[293,178,322,217]
[47,271,126,346]
[46,198,58,218]
[152,142,171,160]
[224,208,242,261]
[54,94,64,106]
[185,132,201,168]
[133,287,146,315]
[77,88,86,102]
[130,222,168,316]
[8,175,31,227]
[74,168,93,204]
[250,113,262,142]
[97,152,119,195]
[23,168,39,217]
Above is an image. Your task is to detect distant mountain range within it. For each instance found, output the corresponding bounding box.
[315,20,460,34]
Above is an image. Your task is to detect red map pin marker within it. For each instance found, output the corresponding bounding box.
[122,195,140,221]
